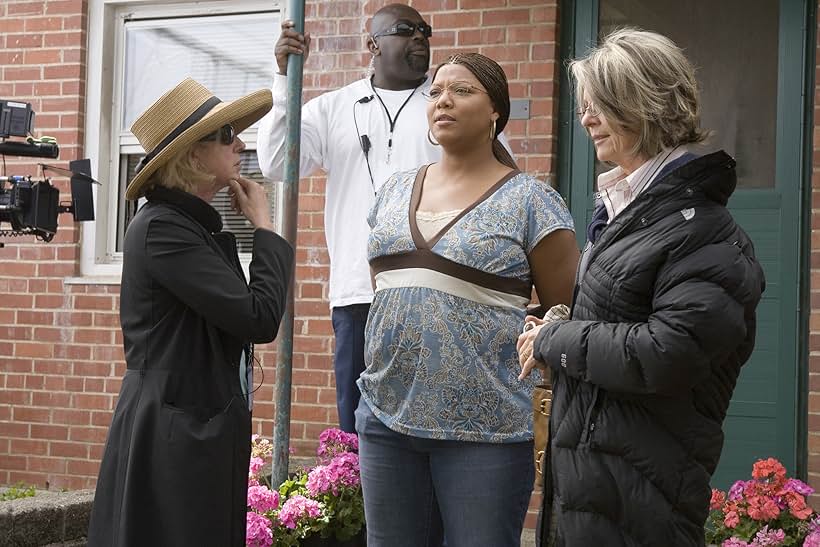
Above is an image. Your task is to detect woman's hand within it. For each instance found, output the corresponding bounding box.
[275,20,311,75]
[228,177,274,231]
[517,315,548,380]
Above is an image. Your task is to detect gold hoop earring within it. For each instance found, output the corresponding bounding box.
[489,119,497,141]
[427,129,439,146]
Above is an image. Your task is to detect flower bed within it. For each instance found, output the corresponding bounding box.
[246,429,365,547]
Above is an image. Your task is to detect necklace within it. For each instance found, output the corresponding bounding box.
[371,81,421,164]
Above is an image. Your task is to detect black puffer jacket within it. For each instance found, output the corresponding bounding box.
[534,151,765,546]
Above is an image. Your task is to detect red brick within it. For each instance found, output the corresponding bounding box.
[433,12,482,30]
[29,456,67,473]
[11,438,49,456]
[50,441,86,458]
[12,406,50,423]
[53,344,91,360]
[32,391,72,407]
[73,393,112,411]
[67,459,101,476]
[1,359,34,373]
[3,390,31,405]
[5,34,44,49]
[44,31,82,47]
[74,329,113,344]
[15,342,53,358]
[69,426,108,443]
[24,374,44,390]
[31,424,69,441]
[33,360,72,375]
[91,411,113,427]
[46,0,84,15]
[54,311,92,327]
[43,64,82,80]
[0,326,33,341]
[52,409,90,426]
[17,310,54,324]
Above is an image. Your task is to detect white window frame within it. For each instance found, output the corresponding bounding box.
[81,0,282,280]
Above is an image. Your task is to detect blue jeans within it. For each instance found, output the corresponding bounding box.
[355,401,534,547]
[331,303,370,433]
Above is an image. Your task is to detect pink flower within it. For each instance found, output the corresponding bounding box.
[247,485,279,513]
[722,538,749,547]
[277,495,323,529]
[753,525,785,545]
[724,510,740,528]
[306,452,360,496]
[317,428,359,461]
[246,511,273,547]
[784,479,814,497]
[249,456,265,477]
[728,480,747,501]
[804,530,820,547]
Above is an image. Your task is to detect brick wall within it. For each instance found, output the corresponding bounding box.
[0,1,560,526]
[0,0,94,490]
[809,0,820,509]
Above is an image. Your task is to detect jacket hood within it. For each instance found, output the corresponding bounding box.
[657,150,737,206]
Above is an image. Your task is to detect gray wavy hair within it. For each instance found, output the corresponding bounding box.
[569,28,709,159]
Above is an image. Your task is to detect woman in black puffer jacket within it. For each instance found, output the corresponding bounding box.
[517,28,765,546]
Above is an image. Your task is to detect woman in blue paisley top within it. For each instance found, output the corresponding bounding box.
[354,53,580,547]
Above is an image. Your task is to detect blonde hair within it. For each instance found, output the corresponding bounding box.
[146,142,215,194]
[569,28,709,159]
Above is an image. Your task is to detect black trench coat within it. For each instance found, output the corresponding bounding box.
[87,187,293,546]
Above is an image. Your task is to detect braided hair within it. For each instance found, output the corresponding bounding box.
[433,53,518,170]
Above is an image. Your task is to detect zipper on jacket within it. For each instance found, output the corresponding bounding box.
[581,386,602,444]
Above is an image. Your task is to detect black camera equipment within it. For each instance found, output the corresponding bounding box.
[0,100,98,246]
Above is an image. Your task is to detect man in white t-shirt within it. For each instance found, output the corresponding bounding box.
[257,4,440,434]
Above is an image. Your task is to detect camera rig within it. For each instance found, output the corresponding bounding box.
[0,99,98,246]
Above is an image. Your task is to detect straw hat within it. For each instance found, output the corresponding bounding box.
[125,78,272,200]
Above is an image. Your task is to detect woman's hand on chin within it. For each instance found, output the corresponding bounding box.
[228,177,274,231]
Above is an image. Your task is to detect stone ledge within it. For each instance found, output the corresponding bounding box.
[0,489,93,547]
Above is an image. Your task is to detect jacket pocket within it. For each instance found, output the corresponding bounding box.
[154,396,250,546]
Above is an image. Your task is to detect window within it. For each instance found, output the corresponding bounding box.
[83,1,281,276]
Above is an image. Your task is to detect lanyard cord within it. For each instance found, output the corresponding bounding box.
[371,81,421,164]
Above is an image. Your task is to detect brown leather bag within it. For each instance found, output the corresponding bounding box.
[527,304,566,486]
[533,374,552,486]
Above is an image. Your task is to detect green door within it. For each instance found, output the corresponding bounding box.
[557,0,812,487]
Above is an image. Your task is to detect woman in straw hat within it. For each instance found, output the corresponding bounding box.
[87,78,293,547]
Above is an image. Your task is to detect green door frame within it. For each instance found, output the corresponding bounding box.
[555,0,814,480]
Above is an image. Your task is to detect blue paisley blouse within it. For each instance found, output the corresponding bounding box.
[358,165,575,443]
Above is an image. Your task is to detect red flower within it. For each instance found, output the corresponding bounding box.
[747,495,781,521]
[711,489,726,510]
[785,491,814,520]
[724,509,740,528]
[752,458,787,482]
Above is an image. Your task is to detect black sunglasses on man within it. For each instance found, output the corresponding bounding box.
[372,22,432,39]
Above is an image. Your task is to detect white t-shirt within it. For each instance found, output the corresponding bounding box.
[257,73,441,308]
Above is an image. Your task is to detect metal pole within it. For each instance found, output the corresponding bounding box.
[272,0,305,488]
